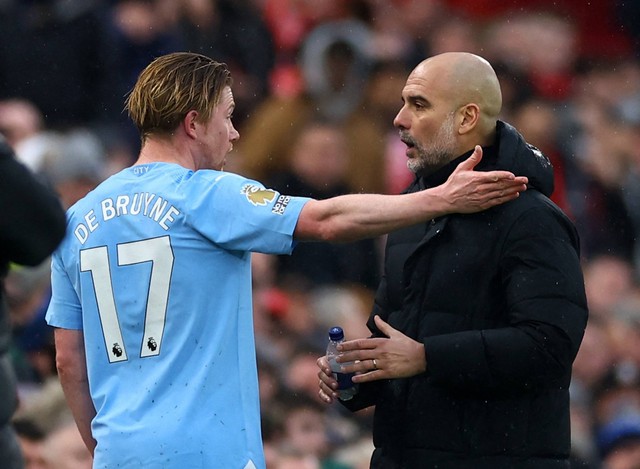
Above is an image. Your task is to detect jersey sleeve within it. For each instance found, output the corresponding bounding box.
[183,172,311,254]
[45,248,83,330]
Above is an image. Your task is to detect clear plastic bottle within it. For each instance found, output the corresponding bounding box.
[326,326,358,401]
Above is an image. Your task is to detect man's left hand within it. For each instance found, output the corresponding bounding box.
[337,315,427,383]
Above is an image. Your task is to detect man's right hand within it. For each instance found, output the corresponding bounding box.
[436,145,528,213]
[317,356,339,404]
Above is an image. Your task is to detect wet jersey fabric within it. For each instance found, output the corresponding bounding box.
[46,163,310,468]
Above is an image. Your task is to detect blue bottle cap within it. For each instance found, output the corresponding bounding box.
[329,326,344,341]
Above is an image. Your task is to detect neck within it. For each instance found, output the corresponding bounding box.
[135,137,196,170]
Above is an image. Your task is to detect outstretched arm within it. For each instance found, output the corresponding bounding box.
[295,146,527,242]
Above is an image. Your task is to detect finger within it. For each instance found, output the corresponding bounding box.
[492,177,528,188]
[483,183,527,199]
[319,385,336,403]
[318,369,333,384]
[319,376,336,392]
[494,176,527,187]
[317,356,331,373]
[475,179,527,197]
[318,365,336,383]
[336,352,366,366]
[454,145,483,172]
[321,372,339,400]
[338,338,379,352]
[478,170,519,183]
[497,182,528,193]
[352,368,382,384]
[373,315,397,338]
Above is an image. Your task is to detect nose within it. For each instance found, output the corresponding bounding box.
[393,106,408,130]
[230,125,240,142]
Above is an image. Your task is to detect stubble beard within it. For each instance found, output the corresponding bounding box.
[405,114,457,175]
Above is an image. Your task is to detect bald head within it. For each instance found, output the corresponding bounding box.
[393,52,503,174]
[413,52,502,134]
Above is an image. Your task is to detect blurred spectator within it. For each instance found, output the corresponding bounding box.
[591,370,640,435]
[235,19,388,194]
[298,20,373,120]
[268,285,326,354]
[257,357,282,409]
[572,317,617,398]
[0,0,114,129]
[583,255,635,322]
[41,419,92,469]
[280,393,330,458]
[444,0,633,59]
[363,0,444,64]
[556,73,637,260]
[597,415,640,469]
[272,450,321,469]
[308,285,373,343]
[0,99,56,172]
[39,129,108,209]
[612,104,640,277]
[607,297,640,388]
[0,99,47,171]
[331,435,375,469]
[404,8,481,66]
[13,375,68,438]
[269,392,353,469]
[100,0,185,156]
[285,344,328,402]
[363,59,414,194]
[510,97,571,214]
[267,120,381,289]
[262,0,355,95]
[483,11,579,101]
[176,0,274,128]
[571,316,619,467]
[426,13,478,56]
[13,418,47,469]
[5,262,56,388]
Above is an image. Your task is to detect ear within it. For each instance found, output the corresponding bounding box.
[457,103,480,135]
[183,110,199,139]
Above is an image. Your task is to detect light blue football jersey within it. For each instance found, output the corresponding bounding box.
[46,163,311,469]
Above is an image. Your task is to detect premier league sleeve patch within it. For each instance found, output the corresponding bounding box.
[240,184,278,206]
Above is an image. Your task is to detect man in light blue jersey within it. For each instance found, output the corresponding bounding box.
[46,52,527,469]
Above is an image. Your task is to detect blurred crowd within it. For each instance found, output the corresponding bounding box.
[1,0,639,468]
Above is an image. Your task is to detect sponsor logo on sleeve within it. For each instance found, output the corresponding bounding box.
[272,195,291,215]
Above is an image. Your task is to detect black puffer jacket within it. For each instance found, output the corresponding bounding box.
[0,137,66,427]
[344,122,588,469]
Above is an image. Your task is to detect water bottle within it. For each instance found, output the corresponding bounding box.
[326,326,358,401]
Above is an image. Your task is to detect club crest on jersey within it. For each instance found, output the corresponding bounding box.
[241,184,277,206]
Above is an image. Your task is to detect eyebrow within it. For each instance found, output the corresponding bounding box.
[403,93,431,108]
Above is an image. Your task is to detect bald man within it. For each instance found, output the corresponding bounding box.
[318,52,588,469]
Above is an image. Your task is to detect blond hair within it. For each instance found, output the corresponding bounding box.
[125,52,232,143]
